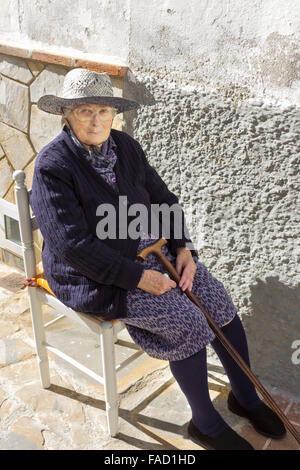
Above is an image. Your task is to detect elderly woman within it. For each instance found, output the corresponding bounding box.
[31,68,285,450]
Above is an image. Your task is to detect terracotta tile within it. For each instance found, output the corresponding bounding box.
[74,59,126,77]
[261,393,290,413]
[266,428,300,451]
[286,401,300,426]
[0,43,127,78]
[257,394,300,449]
[234,394,300,451]
[0,43,31,59]
[31,51,73,67]
[238,422,269,450]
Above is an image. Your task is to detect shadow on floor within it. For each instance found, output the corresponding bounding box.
[243,276,300,398]
[47,363,231,451]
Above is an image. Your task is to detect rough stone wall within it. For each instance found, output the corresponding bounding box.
[0,56,64,266]
[0,58,64,203]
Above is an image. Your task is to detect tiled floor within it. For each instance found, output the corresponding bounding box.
[0,262,299,450]
[238,395,300,450]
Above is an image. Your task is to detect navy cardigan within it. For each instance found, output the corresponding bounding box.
[30,126,197,319]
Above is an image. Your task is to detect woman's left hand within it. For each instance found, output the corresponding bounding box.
[176,247,197,292]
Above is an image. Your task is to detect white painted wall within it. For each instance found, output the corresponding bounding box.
[0,0,131,65]
[129,0,300,103]
[1,0,299,102]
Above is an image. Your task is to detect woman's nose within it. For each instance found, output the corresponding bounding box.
[91,112,102,125]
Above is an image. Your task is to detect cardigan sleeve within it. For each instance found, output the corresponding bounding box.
[30,156,145,290]
[135,141,198,258]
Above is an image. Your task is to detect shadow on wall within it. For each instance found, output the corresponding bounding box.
[122,69,156,136]
[244,276,300,399]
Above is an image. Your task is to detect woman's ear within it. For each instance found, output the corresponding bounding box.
[60,115,69,128]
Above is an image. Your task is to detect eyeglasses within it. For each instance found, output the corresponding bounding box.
[71,107,117,122]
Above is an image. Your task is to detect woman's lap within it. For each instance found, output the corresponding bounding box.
[117,238,237,361]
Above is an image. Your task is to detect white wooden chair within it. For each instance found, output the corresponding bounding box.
[0,170,145,437]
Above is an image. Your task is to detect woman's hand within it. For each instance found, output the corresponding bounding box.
[137,269,177,295]
[176,247,197,292]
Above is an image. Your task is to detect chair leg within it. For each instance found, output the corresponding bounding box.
[113,322,118,344]
[100,321,119,437]
[28,288,51,388]
[112,320,123,343]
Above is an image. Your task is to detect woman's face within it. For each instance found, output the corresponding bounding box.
[65,104,116,148]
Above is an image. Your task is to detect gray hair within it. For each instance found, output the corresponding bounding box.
[60,106,75,128]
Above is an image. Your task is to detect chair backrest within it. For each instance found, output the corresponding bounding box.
[11,170,39,279]
[0,195,23,259]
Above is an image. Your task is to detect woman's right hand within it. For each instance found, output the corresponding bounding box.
[137,269,177,295]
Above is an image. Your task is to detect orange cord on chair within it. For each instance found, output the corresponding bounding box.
[21,262,55,296]
[21,262,119,323]
[21,277,38,289]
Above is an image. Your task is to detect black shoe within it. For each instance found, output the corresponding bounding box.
[227,391,286,439]
[187,420,254,450]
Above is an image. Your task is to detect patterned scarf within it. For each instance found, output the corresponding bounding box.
[67,125,119,193]
[67,125,156,240]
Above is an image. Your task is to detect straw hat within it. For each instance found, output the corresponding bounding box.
[37,68,140,115]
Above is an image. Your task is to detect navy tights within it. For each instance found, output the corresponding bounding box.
[169,314,261,438]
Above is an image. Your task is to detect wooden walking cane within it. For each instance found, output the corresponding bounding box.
[137,237,300,445]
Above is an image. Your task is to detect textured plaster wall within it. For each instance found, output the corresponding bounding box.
[128,2,299,396]
[124,1,300,397]
[1,0,299,395]
[126,74,300,396]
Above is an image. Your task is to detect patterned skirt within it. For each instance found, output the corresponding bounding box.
[118,237,237,362]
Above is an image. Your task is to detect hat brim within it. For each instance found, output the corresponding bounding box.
[37,95,140,115]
